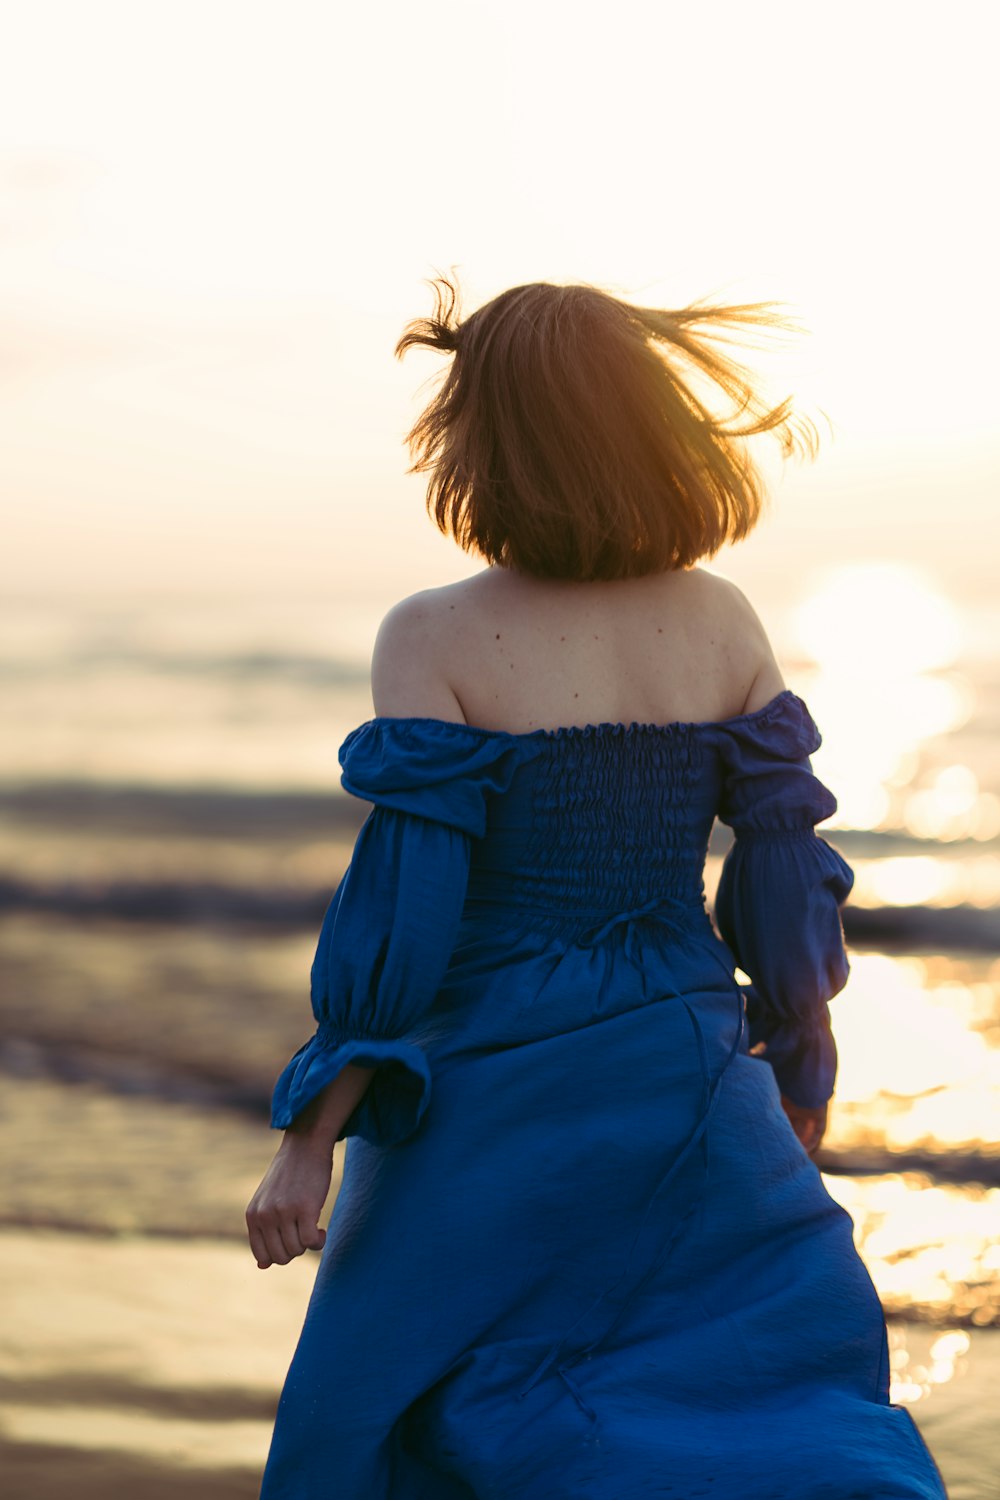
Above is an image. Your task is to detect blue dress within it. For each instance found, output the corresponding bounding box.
[260,689,947,1499]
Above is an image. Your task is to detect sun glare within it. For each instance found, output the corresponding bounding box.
[791,562,980,833]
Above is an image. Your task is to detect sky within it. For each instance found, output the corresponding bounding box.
[1,0,996,618]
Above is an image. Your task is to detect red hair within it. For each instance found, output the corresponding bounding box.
[395,275,818,580]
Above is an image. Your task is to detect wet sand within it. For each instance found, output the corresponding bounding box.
[0,1230,313,1498]
[0,1229,991,1500]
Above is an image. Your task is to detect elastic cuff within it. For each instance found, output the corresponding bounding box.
[746,996,839,1116]
[746,1003,837,1110]
[270,1031,432,1147]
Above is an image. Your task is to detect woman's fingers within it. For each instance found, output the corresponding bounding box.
[278,1217,306,1259]
[256,1216,289,1268]
[247,1199,326,1267]
[246,1141,333,1267]
[297,1217,327,1253]
[248,1222,274,1269]
[266,1212,304,1265]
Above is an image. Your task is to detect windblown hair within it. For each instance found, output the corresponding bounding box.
[395,274,819,580]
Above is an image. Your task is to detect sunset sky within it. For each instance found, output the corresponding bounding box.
[2,0,996,614]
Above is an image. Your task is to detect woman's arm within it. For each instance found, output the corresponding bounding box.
[284,1060,378,1149]
[246,1063,376,1270]
[247,601,472,1270]
[712,691,855,1121]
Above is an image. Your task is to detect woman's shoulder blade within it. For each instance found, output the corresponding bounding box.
[370,586,469,724]
[359,568,817,771]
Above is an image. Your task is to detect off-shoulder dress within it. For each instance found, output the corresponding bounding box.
[259,689,947,1500]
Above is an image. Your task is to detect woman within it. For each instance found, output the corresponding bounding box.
[247,277,948,1498]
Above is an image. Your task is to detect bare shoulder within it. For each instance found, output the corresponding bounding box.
[370,584,468,723]
[686,567,787,714]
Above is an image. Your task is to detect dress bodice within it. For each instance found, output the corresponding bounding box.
[466,720,718,914]
[270,689,854,1142]
[338,688,839,920]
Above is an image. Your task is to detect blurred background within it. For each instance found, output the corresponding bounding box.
[1,2,997,1496]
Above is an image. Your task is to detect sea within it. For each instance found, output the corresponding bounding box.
[1,571,998,1431]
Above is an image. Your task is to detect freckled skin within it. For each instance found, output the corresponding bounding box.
[414,563,785,736]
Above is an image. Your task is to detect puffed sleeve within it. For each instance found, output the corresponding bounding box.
[711,692,855,1110]
[270,718,534,1146]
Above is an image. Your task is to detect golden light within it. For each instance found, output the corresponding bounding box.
[824,1173,1000,1343]
[830,954,989,1108]
[930,1329,971,1361]
[796,562,964,676]
[791,562,973,832]
[848,853,1000,911]
[864,856,951,907]
[904,766,1000,842]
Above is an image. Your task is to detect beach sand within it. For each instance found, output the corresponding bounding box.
[0,1229,991,1500]
[0,1230,310,1498]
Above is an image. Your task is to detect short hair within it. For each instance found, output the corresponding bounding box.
[395,274,819,581]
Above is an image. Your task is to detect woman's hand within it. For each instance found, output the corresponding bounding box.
[779,1094,828,1158]
[246,1134,333,1270]
[247,1063,376,1267]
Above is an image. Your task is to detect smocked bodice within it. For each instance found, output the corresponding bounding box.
[466,725,720,914]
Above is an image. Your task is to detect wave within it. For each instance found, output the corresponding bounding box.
[0,645,371,685]
[0,783,996,948]
[0,779,367,839]
[2,866,999,952]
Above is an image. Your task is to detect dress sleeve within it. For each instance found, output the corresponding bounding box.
[711,692,855,1110]
[270,719,533,1147]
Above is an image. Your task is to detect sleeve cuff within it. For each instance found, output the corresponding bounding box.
[270,1026,432,1147]
[744,987,838,1109]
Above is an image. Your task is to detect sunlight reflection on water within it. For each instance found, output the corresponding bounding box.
[885,1325,972,1405]
[849,853,1000,909]
[791,561,992,838]
[816,943,1000,1337]
[825,1171,1000,1335]
[829,952,1000,1155]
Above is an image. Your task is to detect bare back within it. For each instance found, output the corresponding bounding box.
[371,563,786,734]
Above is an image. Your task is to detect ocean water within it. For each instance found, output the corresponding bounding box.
[1,579,998,1403]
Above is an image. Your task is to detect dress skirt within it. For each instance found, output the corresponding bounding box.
[259,699,948,1498]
